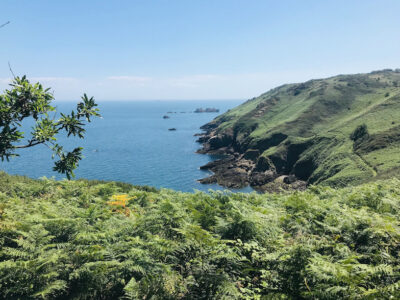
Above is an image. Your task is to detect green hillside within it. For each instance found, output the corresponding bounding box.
[1,172,400,299]
[198,69,400,191]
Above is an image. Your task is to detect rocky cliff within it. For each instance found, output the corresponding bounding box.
[197,69,400,192]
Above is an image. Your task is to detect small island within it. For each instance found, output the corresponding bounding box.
[194,107,220,113]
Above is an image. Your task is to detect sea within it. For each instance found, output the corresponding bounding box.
[0,100,255,193]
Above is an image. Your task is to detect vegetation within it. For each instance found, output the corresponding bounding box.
[350,124,369,142]
[0,76,100,179]
[1,70,400,299]
[0,172,399,299]
[201,69,400,188]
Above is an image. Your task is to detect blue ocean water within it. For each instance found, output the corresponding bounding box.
[0,100,254,193]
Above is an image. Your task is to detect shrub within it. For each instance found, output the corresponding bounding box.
[1,173,400,299]
[350,124,369,142]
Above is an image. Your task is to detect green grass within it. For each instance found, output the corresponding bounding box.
[205,69,400,187]
[1,172,400,299]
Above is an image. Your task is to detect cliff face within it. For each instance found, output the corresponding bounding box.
[197,69,400,192]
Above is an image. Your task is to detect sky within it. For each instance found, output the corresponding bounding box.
[0,0,399,101]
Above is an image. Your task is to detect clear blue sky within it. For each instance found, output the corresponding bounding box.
[1,0,399,100]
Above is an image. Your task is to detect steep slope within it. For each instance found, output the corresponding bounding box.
[197,69,400,191]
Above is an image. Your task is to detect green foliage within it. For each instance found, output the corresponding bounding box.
[350,124,369,142]
[0,172,400,299]
[0,76,100,179]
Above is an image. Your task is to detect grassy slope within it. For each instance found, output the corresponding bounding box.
[206,69,400,187]
[1,172,400,299]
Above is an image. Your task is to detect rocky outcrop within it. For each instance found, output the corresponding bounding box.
[194,108,220,113]
[243,149,260,161]
[196,130,236,155]
[197,151,308,192]
[196,127,311,192]
[199,155,251,188]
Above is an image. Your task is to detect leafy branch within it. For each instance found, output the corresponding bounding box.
[0,76,100,179]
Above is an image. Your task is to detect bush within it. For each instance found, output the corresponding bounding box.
[350,124,369,142]
[0,173,400,299]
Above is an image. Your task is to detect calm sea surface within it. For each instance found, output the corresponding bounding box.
[0,100,254,193]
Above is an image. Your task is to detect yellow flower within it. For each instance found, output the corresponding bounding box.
[107,194,136,216]
[108,194,130,207]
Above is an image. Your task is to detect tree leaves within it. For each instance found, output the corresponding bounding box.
[53,147,83,180]
[0,76,100,179]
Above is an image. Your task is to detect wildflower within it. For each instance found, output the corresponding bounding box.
[107,194,136,216]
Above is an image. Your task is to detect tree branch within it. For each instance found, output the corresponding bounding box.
[8,61,16,79]
[14,140,44,149]
[0,21,10,29]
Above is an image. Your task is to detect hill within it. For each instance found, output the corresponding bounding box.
[0,172,400,299]
[197,69,400,191]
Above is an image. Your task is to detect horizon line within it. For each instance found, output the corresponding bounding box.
[54,98,248,102]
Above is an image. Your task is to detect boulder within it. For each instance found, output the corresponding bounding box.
[199,157,234,170]
[217,168,249,188]
[250,170,276,186]
[198,175,217,184]
[283,175,297,184]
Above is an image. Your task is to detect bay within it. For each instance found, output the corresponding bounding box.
[0,100,254,193]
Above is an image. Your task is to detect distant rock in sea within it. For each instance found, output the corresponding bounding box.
[163,115,170,119]
[194,108,220,113]
[168,128,177,131]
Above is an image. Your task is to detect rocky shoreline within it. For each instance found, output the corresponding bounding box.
[195,123,307,193]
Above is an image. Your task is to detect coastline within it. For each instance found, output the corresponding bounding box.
[195,120,307,193]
